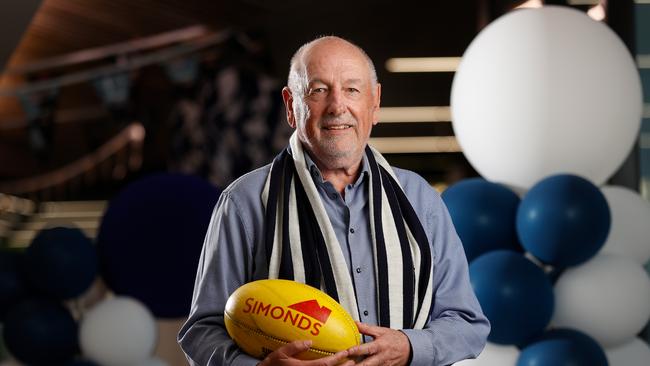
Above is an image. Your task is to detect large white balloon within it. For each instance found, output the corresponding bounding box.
[451,6,642,190]
[453,343,519,366]
[600,186,650,263]
[80,297,157,366]
[553,253,650,347]
[606,338,650,366]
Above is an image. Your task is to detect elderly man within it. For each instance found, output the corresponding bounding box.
[178,36,489,366]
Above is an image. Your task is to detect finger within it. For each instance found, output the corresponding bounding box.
[277,339,313,357]
[346,341,380,358]
[355,322,385,338]
[356,354,381,366]
[308,350,350,366]
[337,360,356,366]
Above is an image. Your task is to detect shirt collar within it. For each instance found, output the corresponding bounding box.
[303,149,371,187]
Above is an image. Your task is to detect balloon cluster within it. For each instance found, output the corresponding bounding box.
[449,5,647,366]
[1,227,96,365]
[0,173,221,366]
[447,176,650,366]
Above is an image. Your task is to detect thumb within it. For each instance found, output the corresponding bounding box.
[355,321,383,337]
[356,321,373,332]
[278,340,312,357]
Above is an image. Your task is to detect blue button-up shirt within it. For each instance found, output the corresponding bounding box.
[178,152,489,366]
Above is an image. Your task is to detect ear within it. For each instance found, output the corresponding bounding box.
[282,87,297,129]
[372,83,382,126]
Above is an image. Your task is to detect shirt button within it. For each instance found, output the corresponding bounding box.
[363,310,369,316]
[350,228,355,234]
[356,267,361,273]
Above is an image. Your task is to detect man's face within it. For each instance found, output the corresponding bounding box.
[283,40,381,171]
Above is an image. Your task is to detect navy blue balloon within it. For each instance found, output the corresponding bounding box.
[97,173,221,318]
[25,227,97,299]
[3,299,78,365]
[0,250,28,320]
[517,174,610,266]
[442,178,522,262]
[469,250,554,345]
[517,328,608,366]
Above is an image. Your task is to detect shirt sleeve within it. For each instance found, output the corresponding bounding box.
[401,196,490,366]
[177,191,260,366]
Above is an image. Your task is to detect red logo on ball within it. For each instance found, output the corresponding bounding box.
[242,298,332,336]
[289,300,332,323]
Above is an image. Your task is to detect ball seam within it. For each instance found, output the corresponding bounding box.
[225,312,336,356]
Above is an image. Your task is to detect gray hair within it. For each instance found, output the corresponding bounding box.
[287,36,378,97]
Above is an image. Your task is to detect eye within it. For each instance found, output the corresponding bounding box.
[309,87,327,94]
[347,88,360,94]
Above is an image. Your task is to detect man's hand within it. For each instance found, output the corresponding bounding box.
[259,340,355,366]
[346,322,411,366]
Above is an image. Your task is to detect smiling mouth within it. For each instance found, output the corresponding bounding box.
[323,125,352,130]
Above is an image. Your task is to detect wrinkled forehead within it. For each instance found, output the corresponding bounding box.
[301,41,373,84]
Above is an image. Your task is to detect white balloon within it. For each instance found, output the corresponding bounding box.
[606,338,650,366]
[600,186,650,263]
[80,297,157,366]
[553,253,650,347]
[453,343,519,366]
[451,6,642,190]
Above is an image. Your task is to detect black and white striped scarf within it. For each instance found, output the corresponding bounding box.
[262,133,433,329]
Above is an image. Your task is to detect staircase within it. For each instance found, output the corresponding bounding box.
[2,199,106,248]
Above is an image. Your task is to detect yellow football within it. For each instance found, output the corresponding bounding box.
[224,279,361,360]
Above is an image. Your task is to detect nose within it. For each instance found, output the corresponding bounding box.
[326,88,346,116]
